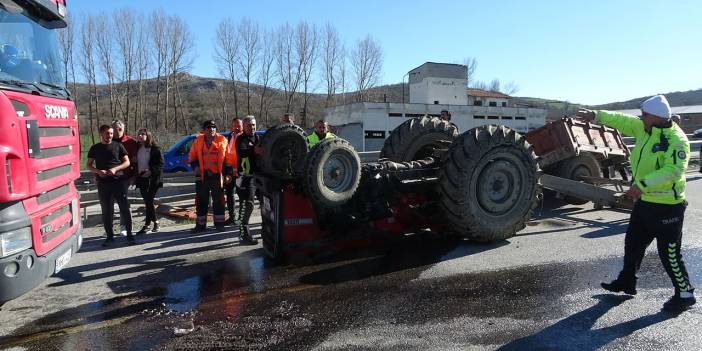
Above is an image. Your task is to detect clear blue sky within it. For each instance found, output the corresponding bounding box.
[69,0,702,105]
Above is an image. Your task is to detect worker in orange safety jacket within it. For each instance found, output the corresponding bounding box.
[188,120,233,233]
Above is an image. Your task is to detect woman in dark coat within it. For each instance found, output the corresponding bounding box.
[135,128,164,235]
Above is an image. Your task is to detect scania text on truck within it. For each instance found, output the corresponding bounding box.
[0,0,82,305]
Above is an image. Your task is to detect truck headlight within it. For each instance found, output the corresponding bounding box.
[0,227,32,258]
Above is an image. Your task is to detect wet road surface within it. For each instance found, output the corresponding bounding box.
[1,174,702,350]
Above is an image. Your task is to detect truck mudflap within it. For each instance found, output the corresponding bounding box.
[0,222,82,304]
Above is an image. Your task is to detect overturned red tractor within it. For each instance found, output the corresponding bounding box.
[256,117,541,260]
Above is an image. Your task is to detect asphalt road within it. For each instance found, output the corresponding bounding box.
[1,172,702,350]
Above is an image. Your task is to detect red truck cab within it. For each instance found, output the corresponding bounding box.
[0,0,82,305]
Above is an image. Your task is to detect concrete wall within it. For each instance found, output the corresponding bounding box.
[410,77,468,105]
[325,102,547,152]
[467,96,510,107]
[334,123,364,151]
[408,62,468,105]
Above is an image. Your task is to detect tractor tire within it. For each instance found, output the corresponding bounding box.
[557,153,602,205]
[304,138,361,210]
[439,125,541,242]
[380,116,458,162]
[260,124,309,179]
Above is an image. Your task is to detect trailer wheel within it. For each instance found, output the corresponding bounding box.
[304,138,361,210]
[439,125,540,242]
[557,153,601,205]
[380,116,458,162]
[260,124,309,179]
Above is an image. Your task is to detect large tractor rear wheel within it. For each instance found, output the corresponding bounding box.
[557,153,601,205]
[439,125,540,242]
[380,116,458,162]
[260,124,309,179]
[304,138,361,211]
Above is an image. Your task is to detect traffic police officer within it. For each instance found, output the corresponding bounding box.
[235,116,260,245]
[188,120,232,232]
[577,94,696,311]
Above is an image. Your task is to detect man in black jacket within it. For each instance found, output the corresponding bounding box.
[87,125,136,246]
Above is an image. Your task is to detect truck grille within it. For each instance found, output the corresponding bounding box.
[40,204,70,225]
[37,184,70,204]
[38,127,71,137]
[36,145,72,159]
[40,203,73,243]
[37,164,72,182]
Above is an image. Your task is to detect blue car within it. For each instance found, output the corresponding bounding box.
[163,131,265,173]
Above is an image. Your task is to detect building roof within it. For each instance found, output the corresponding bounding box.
[467,89,511,99]
[612,105,702,116]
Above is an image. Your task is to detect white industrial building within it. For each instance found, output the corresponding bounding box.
[325,62,547,152]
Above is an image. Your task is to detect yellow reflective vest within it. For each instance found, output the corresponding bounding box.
[307,132,335,147]
[596,110,689,205]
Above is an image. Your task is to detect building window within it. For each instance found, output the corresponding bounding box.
[405,113,424,118]
[501,102,507,107]
[502,116,513,120]
[488,116,499,120]
[473,100,483,106]
[388,113,403,117]
[515,116,526,120]
[474,115,485,119]
[489,101,497,107]
[434,101,439,104]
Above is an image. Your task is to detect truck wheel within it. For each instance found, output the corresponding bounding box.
[557,153,601,205]
[380,116,458,162]
[439,125,540,242]
[304,138,361,210]
[260,124,309,179]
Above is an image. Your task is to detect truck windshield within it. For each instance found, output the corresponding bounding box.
[0,6,67,98]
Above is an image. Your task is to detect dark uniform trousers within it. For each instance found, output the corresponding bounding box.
[619,200,694,294]
[236,175,256,232]
[97,179,132,238]
[195,173,225,226]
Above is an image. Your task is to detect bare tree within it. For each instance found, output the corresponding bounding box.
[215,79,228,126]
[149,9,168,130]
[57,15,74,89]
[338,48,347,105]
[94,13,118,121]
[274,23,303,114]
[297,22,318,127]
[77,15,98,142]
[502,81,520,95]
[114,8,137,130]
[213,17,241,119]
[489,79,501,93]
[350,35,382,102]
[237,18,259,115]
[463,57,477,86]
[166,15,195,133]
[470,80,487,90]
[134,13,151,129]
[321,23,342,107]
[257,29,276,126]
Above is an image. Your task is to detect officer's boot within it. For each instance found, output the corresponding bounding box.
[239,201,258,245]
[601,276,637,295]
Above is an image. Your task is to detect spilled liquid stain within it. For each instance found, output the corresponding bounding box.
[2,234,700,350]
